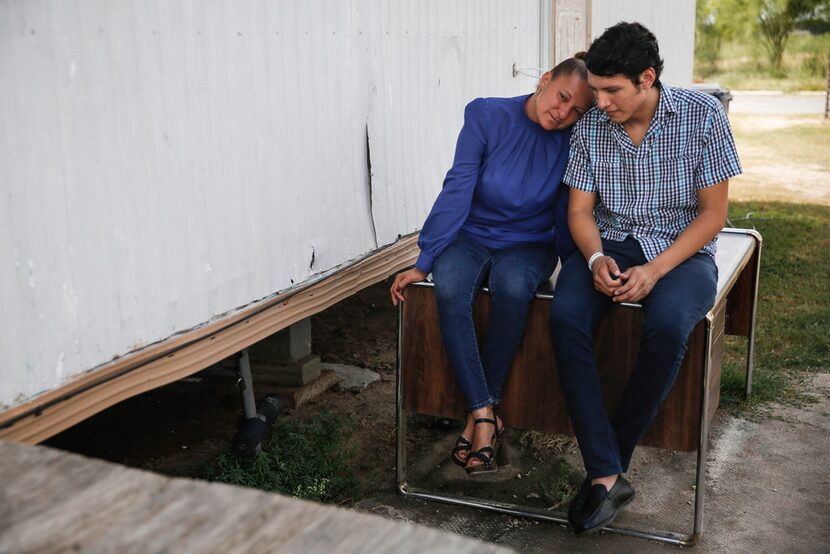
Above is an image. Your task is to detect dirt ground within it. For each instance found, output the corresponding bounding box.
[727,93,830,206]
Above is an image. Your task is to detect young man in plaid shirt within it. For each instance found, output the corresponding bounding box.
[550,22,742,535]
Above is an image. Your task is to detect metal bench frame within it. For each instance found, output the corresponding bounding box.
[395,228,762,546]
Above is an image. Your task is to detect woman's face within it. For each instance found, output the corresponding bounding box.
[531,72,593,130]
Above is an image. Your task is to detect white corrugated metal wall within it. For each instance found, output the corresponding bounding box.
[0,1,547,408]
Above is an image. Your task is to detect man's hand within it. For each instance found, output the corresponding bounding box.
[613,263,661,303]
[592,256,623,297]
[390,268,428,306]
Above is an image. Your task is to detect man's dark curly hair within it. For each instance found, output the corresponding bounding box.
[585,22,664,87]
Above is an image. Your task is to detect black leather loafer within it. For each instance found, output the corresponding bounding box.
[572,476,635,536]
[567,478,591,527]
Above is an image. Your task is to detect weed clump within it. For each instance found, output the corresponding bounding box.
[528,458,583,509]
[200,410,359,504]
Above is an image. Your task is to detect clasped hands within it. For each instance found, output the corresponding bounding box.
[592,256,660,303]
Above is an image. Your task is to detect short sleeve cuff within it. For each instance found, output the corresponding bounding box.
[695,163,742,189]
[563,175,596,192]
[563,124,595,192]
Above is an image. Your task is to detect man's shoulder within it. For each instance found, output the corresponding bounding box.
[571,106,607,138]
[664,84,724,117]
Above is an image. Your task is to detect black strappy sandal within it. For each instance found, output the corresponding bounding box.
[451,435,473,467]
[465,417,500,476]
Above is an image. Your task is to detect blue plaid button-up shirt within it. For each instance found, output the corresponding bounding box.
[563,84,742,260]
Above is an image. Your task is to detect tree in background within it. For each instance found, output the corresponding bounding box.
[782,0,830,113]
[758,0,829,70]
[790,0,830,34]
[695,0,760,76]
[696,0,724,75]
[758,0,796,70]
[696,0,829,85]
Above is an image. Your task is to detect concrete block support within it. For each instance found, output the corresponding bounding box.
[249,318,329,404]
[249,318,312,363]
[252,356,322,387]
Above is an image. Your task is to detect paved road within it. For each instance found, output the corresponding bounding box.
[730,91,827,115]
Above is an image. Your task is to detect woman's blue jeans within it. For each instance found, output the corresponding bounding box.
[550,237,717,479]
[431,232,557,411]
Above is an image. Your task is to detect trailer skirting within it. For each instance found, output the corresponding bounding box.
[0,235,419,444]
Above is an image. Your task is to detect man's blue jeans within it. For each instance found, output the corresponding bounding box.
[550,237,717,479]
[431,232,557,411]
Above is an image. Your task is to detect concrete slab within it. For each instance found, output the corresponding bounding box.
[269,369,338,409]
[325,363,381,392]
[356,373,830,553]
[253,355,323,386]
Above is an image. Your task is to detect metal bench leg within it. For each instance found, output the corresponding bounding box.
[744,239,763,401]
[691,314,716,543]
[395,303,716,547]
[396,305,408,490]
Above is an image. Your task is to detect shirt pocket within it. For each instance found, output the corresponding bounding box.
[590,159,624,210]
[656,155,698,207]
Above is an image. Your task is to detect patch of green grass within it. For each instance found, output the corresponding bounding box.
[527,458,583,509]
[721,202,830,414]
[199,411,360,504]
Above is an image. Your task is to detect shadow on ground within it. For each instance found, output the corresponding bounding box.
[358,373,830,553]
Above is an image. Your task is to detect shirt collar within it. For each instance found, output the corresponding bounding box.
[655,83,677,121]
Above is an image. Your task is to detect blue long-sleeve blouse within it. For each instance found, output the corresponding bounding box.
[415,94,575,273]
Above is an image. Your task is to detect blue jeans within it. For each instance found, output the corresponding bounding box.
[431,232,557,411]
[550,237,717,479]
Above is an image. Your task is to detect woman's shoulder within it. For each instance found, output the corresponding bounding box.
[464,95,532,126]
[477,94,527,113]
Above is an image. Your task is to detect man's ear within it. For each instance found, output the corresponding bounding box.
[639,67,656,89]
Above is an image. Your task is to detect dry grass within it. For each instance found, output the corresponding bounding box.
[518,430,577,458]
[728,113,830,206]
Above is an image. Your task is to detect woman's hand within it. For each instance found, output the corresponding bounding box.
[390,268,428,306]
[613,263,662,303]
[592,256,622,297]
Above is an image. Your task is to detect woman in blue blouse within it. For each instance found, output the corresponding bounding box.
[390,55,593,475]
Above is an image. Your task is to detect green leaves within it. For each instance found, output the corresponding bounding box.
[201,411,360,504]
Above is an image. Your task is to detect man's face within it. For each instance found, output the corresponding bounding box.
[586,71,649,124]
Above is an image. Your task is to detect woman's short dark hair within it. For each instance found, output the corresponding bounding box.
[584,22,664,86]
[550,51,588,81]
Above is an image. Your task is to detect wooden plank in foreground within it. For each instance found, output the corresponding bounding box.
[0,441,509,554]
